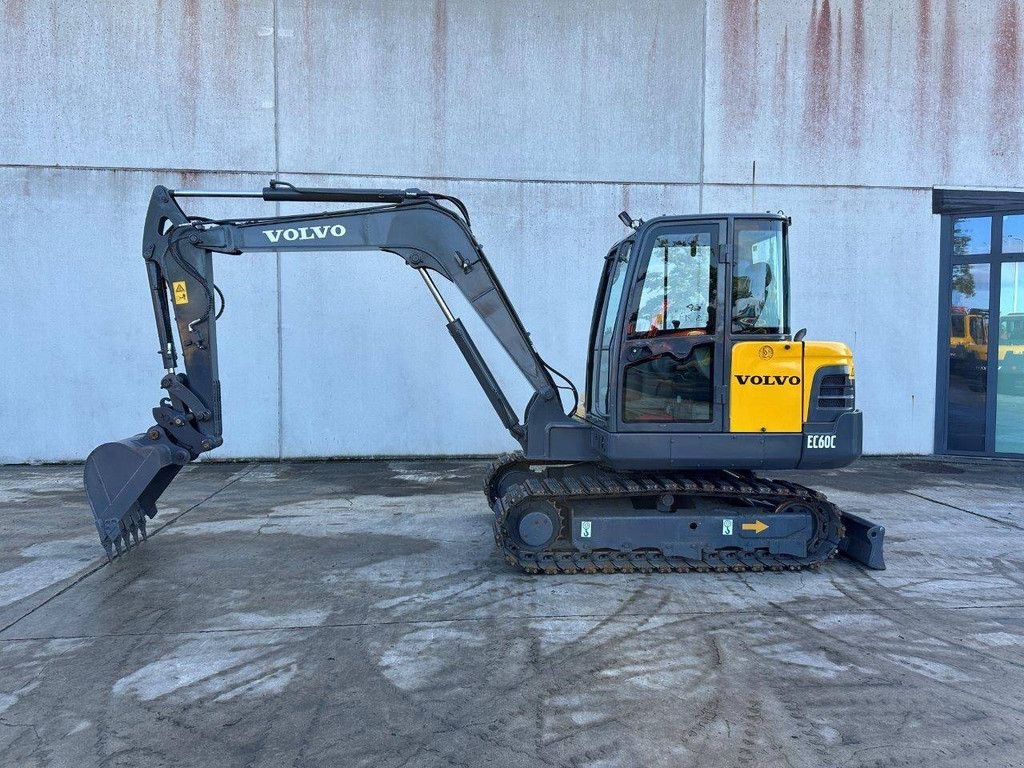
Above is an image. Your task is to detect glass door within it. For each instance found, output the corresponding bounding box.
[946,262,990,451]
[619,221,725,431]
[939,211,1024,456]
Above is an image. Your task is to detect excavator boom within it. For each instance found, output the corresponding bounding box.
[85,181,585,557]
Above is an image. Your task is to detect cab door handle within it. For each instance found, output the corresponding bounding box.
[627,344,651,361]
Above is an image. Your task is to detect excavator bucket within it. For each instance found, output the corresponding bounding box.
[83,434,189,559]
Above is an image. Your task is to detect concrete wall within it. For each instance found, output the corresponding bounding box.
[2,0,1022,461]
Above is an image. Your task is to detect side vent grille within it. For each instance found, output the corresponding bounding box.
[818,374,855,410]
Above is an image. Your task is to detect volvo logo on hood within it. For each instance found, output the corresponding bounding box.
[734,374,801,386]
[262,224,346,243]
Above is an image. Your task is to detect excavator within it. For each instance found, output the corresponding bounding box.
[84,181,885,573]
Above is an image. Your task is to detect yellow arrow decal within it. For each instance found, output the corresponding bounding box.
[742,520,769,534]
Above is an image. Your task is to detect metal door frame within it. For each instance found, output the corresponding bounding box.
[933,188,1024,457]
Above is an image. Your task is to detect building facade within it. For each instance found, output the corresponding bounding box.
[2,0,1023,461]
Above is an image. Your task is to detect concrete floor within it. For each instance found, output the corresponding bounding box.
[0,458,1022,768]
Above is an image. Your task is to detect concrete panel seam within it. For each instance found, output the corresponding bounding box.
[2,163,977,195]
[271,169,704,187]
[0,161,698,187]
[698,0,708,212]
[273,0,284,461]
[0,162,277,176]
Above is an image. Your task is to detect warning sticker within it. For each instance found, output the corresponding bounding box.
[722,519,733,536]
[172,281,189,305]
[580,521,592,538]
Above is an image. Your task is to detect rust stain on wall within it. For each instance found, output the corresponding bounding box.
[850,0,866,147]
[916,0,932,60]
[914,0,932,137]
[884,12,894,90]
[836,7,844,99]
[646,23,660,76]
[803,0,833,143]
[179,0,202,133]
[802,0,818,132]
[223,0,240,39]
[4,0,26,27]
[722,0,757,123]
[752,0,761,115]
[991,0,1022,157]
[221,0,241,94]
[774,24,790,117]
[45,0,61,44]
[181,0,201,84]
[177,170,203,189]
[938,0,960,171]
[431,0,449,168]
[753,0,761,49]
[301,0,316,77]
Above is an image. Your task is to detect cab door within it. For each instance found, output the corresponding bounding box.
[616,220,726,431]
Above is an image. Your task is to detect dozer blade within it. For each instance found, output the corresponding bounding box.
[84,433,190,559]
[838,511,886,570]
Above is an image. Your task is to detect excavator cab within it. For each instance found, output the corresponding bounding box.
[584,214,862,473]
[84,181,883,571]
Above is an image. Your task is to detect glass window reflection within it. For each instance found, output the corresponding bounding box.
[590,247,629,418]
[732,220,787,334]
[1003,214,1024,254]
[947,263,990,451]
[953,217,991,256]
[623,345,714,423]
[629,232,715,338]
[996,261,1024,453]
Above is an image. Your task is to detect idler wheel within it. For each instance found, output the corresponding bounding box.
[511,501,561,551]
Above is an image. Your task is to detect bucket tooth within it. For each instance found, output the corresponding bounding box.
[84,432,189,557]
[123,520,136,550]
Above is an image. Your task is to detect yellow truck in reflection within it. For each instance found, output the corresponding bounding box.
[950,307,988,390]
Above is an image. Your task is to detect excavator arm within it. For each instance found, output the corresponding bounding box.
[84,181,587,558]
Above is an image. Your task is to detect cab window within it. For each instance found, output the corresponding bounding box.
[629,232,715,338]
[622,346,714,422]
[733,220,787,334]
[589,245,630,417]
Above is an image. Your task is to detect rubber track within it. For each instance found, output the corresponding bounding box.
[483,452,845,575]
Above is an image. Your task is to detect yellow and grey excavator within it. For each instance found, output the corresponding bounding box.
[84,181,885,573]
